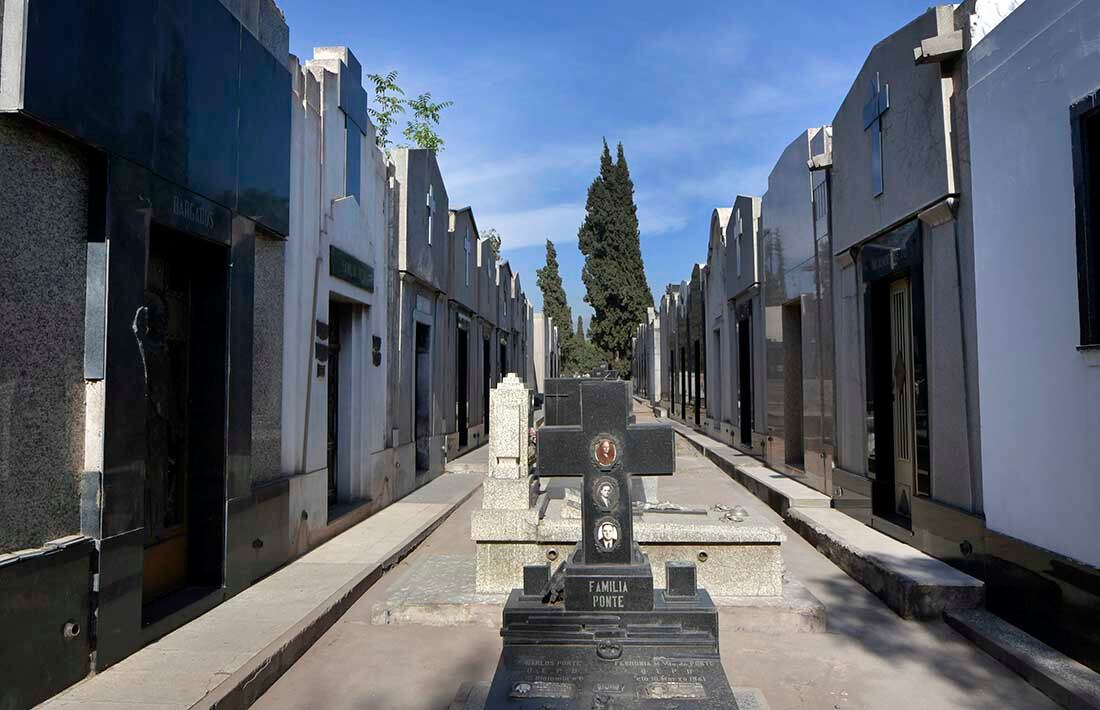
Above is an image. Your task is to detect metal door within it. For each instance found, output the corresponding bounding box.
[889,278,916,518]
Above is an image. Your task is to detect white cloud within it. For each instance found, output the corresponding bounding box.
[440,142,594,207]
[477,202,586,251]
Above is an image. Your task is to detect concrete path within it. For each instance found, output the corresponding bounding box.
[444,443,489,474]
[254,406,1055,710]
[40,473,483,710]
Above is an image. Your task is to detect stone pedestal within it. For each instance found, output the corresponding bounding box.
[472,375,540,592]
[473,501,786,597]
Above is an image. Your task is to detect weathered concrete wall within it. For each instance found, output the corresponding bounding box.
[0,115,88,551]
[830,7,955,254]
[394,148,449,291]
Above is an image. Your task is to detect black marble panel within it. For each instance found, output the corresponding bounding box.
[22,0,291,236]
[492,588,736,708]
[226,478,290,594]
[237,30,291,236]
[624,425,675,474]
[543,377,582,426]
[0,538,93,708]
[23,0,158,167]
[345,119,362,202]
[149,158,234,245]
[94,527,144,670]
[665,561,698,599]
[153,0,240,207]
[102,160,154,538]
[522,563,551,598]
[564,561,654,612]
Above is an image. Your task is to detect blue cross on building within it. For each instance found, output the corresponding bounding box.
[863,72,890,197]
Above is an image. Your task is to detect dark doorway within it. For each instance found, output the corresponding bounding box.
[679,347,686,419]
[713,330,722,422]
[693,341,702,425]
[866,278,917,525]
[782,301,804,467]
[415,322,432,475]
[738,314,753,446]
[499,339,508,380]
[327,301,347,505]
[457,323,469,448]
[141,226,227,619]
[483,337,491,436]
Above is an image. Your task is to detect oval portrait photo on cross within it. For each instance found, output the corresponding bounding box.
[593,436,618,468]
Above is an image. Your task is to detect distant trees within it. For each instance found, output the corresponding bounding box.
[535,240,607,376]
[578,140,653,375]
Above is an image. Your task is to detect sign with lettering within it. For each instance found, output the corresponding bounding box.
[150,178,231,244]
[329,245,374,292]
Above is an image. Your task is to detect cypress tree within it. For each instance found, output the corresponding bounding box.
[536,239,577,370]
[578,140,653,373]
[575,316,585,343]
[536,239,573,341]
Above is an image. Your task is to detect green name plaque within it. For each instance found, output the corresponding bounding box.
[330,246,374,292]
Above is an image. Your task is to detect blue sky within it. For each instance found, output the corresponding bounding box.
[280,0,932,325]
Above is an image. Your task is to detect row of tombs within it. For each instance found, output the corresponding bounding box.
[0,1,564,706]
[630,0,1100,678]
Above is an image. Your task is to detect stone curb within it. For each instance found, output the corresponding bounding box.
[196,482,482,710]
[667,420,830,513]
[945,609,1100,710]
[664,420,983,620]
[785,507,983,620]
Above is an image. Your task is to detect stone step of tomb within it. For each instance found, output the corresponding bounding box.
[372,555,826,633]
[787,507,984,619]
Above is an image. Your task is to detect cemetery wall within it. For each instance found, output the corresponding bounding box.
[629,0,1100,676]
[0,3,558,702]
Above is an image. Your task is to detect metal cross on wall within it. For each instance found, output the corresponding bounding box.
[863,72,890,197]
[537,379,675,565]
[426,183,436,244]
[463,227,471,286]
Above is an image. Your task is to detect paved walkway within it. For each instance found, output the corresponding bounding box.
[254,402,1054,710]
[42,473,483,710]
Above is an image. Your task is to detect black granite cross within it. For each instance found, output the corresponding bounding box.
[537,378,674,565]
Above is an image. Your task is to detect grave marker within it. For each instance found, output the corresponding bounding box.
[480,377,739,708]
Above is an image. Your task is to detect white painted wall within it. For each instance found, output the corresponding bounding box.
[283,49,393,539]
[968,0,1100,567]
